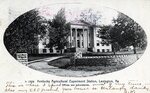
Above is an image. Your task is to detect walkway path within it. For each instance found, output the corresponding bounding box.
[27,56,104,77]
[27,54,142,77]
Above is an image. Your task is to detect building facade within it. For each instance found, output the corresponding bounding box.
[68,20,112,53]
[38,20,112,54]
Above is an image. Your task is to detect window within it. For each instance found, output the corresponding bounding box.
[43,49,47,53]
[97,49,100,52]
[97,40,100,46]
[82,40,84,48]
[106,43,109,46]
[77,40,80,48]
[97,43,99,46]
[107,49,109,52]
[102,49,105,52]
[50,48,53,52]
[77,32,80,37]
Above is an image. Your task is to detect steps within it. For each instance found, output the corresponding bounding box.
[76,48,87,53]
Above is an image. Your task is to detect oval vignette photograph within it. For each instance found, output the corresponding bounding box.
[4,4,147,77]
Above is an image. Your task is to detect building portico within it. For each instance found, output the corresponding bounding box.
[69,21,90,52]
[69,20,112,53]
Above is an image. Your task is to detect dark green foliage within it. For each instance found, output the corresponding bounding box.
[107,13,147,54]
[47,8,71,53]
[4,9,47,56]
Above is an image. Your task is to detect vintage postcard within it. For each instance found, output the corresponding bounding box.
[0,0,150,93]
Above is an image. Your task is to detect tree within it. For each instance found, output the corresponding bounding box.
[97,25,120,55]
[80,9,101,25]
[108,13,147,54]
[97,25,111,39]
[4,9,47,57]
[47,8,70,53]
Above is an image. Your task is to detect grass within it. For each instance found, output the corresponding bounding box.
[47,57,129,73]
[47,57,71,68]
[83,51,144,56]
[28,54,64,61]
[67,65,126,73]
[28,50,144,61]
[28,56,50,61]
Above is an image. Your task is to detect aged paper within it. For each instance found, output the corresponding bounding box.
[0,0,150,93]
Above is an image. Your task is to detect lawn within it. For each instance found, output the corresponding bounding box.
[47,54,138,74]
[28,54,64,61]
[28,51,144,61]
[47,57,71,68]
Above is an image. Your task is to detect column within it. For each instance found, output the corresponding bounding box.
[83,29,84,48]
[83,29,87,48]
[93,28,96,52]
[87,29,89,48]
[70,27,72,48]
[80,30,82,48]
[75,28,77,48]
[78,31,82,48]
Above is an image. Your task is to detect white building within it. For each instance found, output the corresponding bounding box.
[38,20,112,54]
[68,20,112,53]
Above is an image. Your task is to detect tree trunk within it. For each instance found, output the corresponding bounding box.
[112,43,116,55]
[60,49,64,54]
[60,50,63,54]
[133,46,139,59]
[113,51,116,55]
[133,46,136,54]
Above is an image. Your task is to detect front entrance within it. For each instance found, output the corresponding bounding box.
[77,40,80,48]
[76,48,87,53]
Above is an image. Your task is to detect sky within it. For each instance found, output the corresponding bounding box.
[37,4,118,25]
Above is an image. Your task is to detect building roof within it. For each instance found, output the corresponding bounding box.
[70,20,102,28]
[70,20,91,26]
